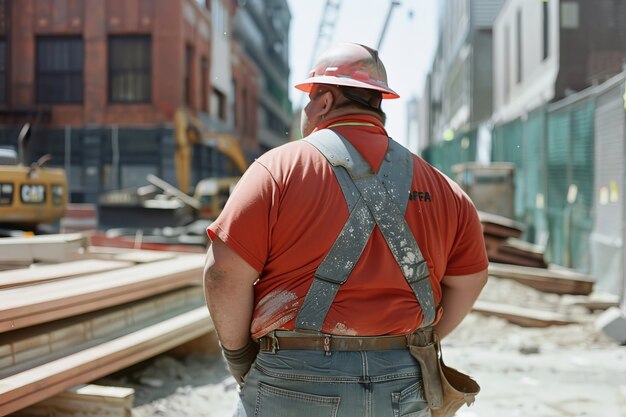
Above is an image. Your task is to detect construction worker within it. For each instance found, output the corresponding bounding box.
[204,43,488,417]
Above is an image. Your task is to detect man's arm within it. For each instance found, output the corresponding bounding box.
[204,237,259,349]
[433,269,488,339]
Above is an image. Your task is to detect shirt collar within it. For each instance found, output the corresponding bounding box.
[315,114,388,135]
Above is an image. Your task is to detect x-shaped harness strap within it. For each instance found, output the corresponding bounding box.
[295,129,436,332]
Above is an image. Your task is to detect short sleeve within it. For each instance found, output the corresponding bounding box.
[207,161,280,273]
[444,195,489,276]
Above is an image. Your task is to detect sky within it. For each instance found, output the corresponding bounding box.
[286,0,439,149]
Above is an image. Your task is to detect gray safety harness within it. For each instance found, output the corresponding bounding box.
[294,129,436,332]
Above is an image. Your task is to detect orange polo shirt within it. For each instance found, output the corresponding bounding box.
[208,115,488,339]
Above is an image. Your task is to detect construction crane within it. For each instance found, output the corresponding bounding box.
[296,0,402,113]
[378,1,402,50]
[298,0,342,109]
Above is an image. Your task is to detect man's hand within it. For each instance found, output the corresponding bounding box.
[222,339,260,386]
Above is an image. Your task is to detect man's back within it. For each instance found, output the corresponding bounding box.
[209,115,486,339]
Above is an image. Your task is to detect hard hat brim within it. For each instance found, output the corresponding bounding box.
[294,76,400,99]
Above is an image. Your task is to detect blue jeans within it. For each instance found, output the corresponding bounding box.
[236,349,430,417]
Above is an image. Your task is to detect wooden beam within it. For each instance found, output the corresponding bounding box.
[472,301,577,327]
[0,287,205,376]
[0,234,90,263]
[11,384,134,417]
[112,251,177,264]
[500,238,545,258]
[0,260,134,289]
[167,331,221,357]
[0,308,212,416]
[0,255,204,332]
[488,262,594,295]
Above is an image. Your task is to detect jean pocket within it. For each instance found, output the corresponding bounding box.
[392,381,430,417]
[255,382,340,417]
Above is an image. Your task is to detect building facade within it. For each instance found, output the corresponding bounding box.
[493,0,626,124]
[426,0,504,142]
[0,0,266,203]
[232,0,292,150]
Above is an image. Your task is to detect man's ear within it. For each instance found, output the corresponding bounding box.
[319,90,335,116]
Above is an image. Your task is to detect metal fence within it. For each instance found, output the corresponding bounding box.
[423,75,625,274]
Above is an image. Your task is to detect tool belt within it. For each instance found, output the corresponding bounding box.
[258,328,435,354]
[408,330,480,417]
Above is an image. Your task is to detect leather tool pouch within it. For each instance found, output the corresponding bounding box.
[409,334,480,417]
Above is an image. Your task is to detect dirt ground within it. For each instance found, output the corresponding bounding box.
[97,276,626,417]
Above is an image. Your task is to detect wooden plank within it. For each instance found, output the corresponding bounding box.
[472,301,577,327]
[112,251,177,264]
[84,246,180,263]
[498,238,546,266]
[167,331,221,357]
[0,308,212,416]
[0,233,90,263]
[478,211,525,231]
[479,211,525,239]
[562,293,621,311]
[0,260,134,289]
[0,287,205,377]
[486,250,548,268]
[488,262,594,295]
[0,255,204,332]
[12,384,134,417]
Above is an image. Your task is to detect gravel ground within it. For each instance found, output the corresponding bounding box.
[97,276,626,417]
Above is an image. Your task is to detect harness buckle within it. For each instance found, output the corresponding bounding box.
[323,336,331,353]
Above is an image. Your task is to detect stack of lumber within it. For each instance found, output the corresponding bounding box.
[0,234,214,416]
[473,263,597,328]
[479,211,547,268]
[488,262,594,296]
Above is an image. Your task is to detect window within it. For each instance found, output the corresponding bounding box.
[504,26,510,102]
[542,1,549,60]
[185,44,194,107]
[201,56,209,112]
[0,183,13,205]
[36,37,83,104]
[516,10,522,84]
[0,39,6,103]
[109,36,151,103]
[561,1,580,29]
[211,87,226,121]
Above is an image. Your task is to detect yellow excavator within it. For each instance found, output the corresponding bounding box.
[174,108,248,220]
[0,124,68,233]
[98,110,249,233]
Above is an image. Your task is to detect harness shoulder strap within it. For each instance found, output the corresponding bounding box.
[295,129,436,332]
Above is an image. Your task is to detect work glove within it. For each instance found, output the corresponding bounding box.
[221,339,259,387]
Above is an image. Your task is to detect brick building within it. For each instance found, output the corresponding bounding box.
[0,0,267,203]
